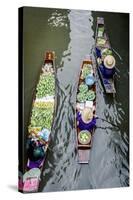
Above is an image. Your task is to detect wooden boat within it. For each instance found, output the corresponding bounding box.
[95,17,116,94]
[19,51,56,193]
[76,57,96,164]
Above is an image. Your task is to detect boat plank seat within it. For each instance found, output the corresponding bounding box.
[78,149,91,164]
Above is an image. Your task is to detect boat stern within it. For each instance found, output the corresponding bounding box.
[78,149,91,164]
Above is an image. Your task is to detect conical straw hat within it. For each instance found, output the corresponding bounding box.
[81,107,93,122]
[104,55,116,69]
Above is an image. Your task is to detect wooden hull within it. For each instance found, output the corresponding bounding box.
[95,17,116,94]
[19,51,56,193]
[76,58,96,164]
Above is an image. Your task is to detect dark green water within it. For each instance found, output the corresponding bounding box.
[23,7,129,191]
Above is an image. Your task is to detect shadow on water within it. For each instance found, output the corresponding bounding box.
[24,7,129,192]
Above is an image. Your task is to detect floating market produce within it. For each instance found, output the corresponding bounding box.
[95,17,116,94]
[78,130,91,145]
[81,64,92,79]
[75,57,97,164]
[36,74,55,98]
[79,83,88,93]
[77,90,95,102]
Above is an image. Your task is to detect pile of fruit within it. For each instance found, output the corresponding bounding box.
[36,74,55,98]
[97,38,106,46]
[28,72,55,133]
[77,90,95,102]
[29,104,54,130]
[80,64,92,79]
[78,130,91,145]
[101,48,112,58]
[86,90,96,101]
[77,82,95,102]
[79,83,88,93]
[98,27,104,37]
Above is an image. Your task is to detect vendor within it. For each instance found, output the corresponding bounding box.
[77,107,97,131]
[99,55,116,78]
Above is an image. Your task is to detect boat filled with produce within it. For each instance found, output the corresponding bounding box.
[75,56,96,164]
[19,52,55,193]
[95,17,116,94]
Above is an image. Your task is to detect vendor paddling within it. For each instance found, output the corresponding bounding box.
[77,107,97,132]
[96,47,116,79]
[100,55,116,79]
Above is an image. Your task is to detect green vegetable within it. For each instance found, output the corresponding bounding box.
[81,65,92,79]
[97,38,106,46]
[36,74,55,98]
[98,27,104,32]
[77,92,85,102]
[77,90,95,102]
[79,83,88,93]
[29,104,54,130]
[86,90,95,101]
[98,27,104,37]
[102,48,112,57]
[78,131,91,144]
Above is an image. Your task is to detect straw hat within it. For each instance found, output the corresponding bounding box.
[104,55,116,69]
[81,107,93,123]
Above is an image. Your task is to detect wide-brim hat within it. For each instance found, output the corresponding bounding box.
[81,107,93,122]
[104,55,116,69]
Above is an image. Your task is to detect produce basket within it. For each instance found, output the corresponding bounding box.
[78,130,91,145]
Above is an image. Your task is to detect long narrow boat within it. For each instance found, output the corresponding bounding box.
[76,57,96,164]
[19,51,56,193]
[95,17,116,94]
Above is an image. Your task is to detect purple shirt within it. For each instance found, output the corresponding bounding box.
[77,112,96,131]
[100,64,115,78]
[27,158,44,169]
